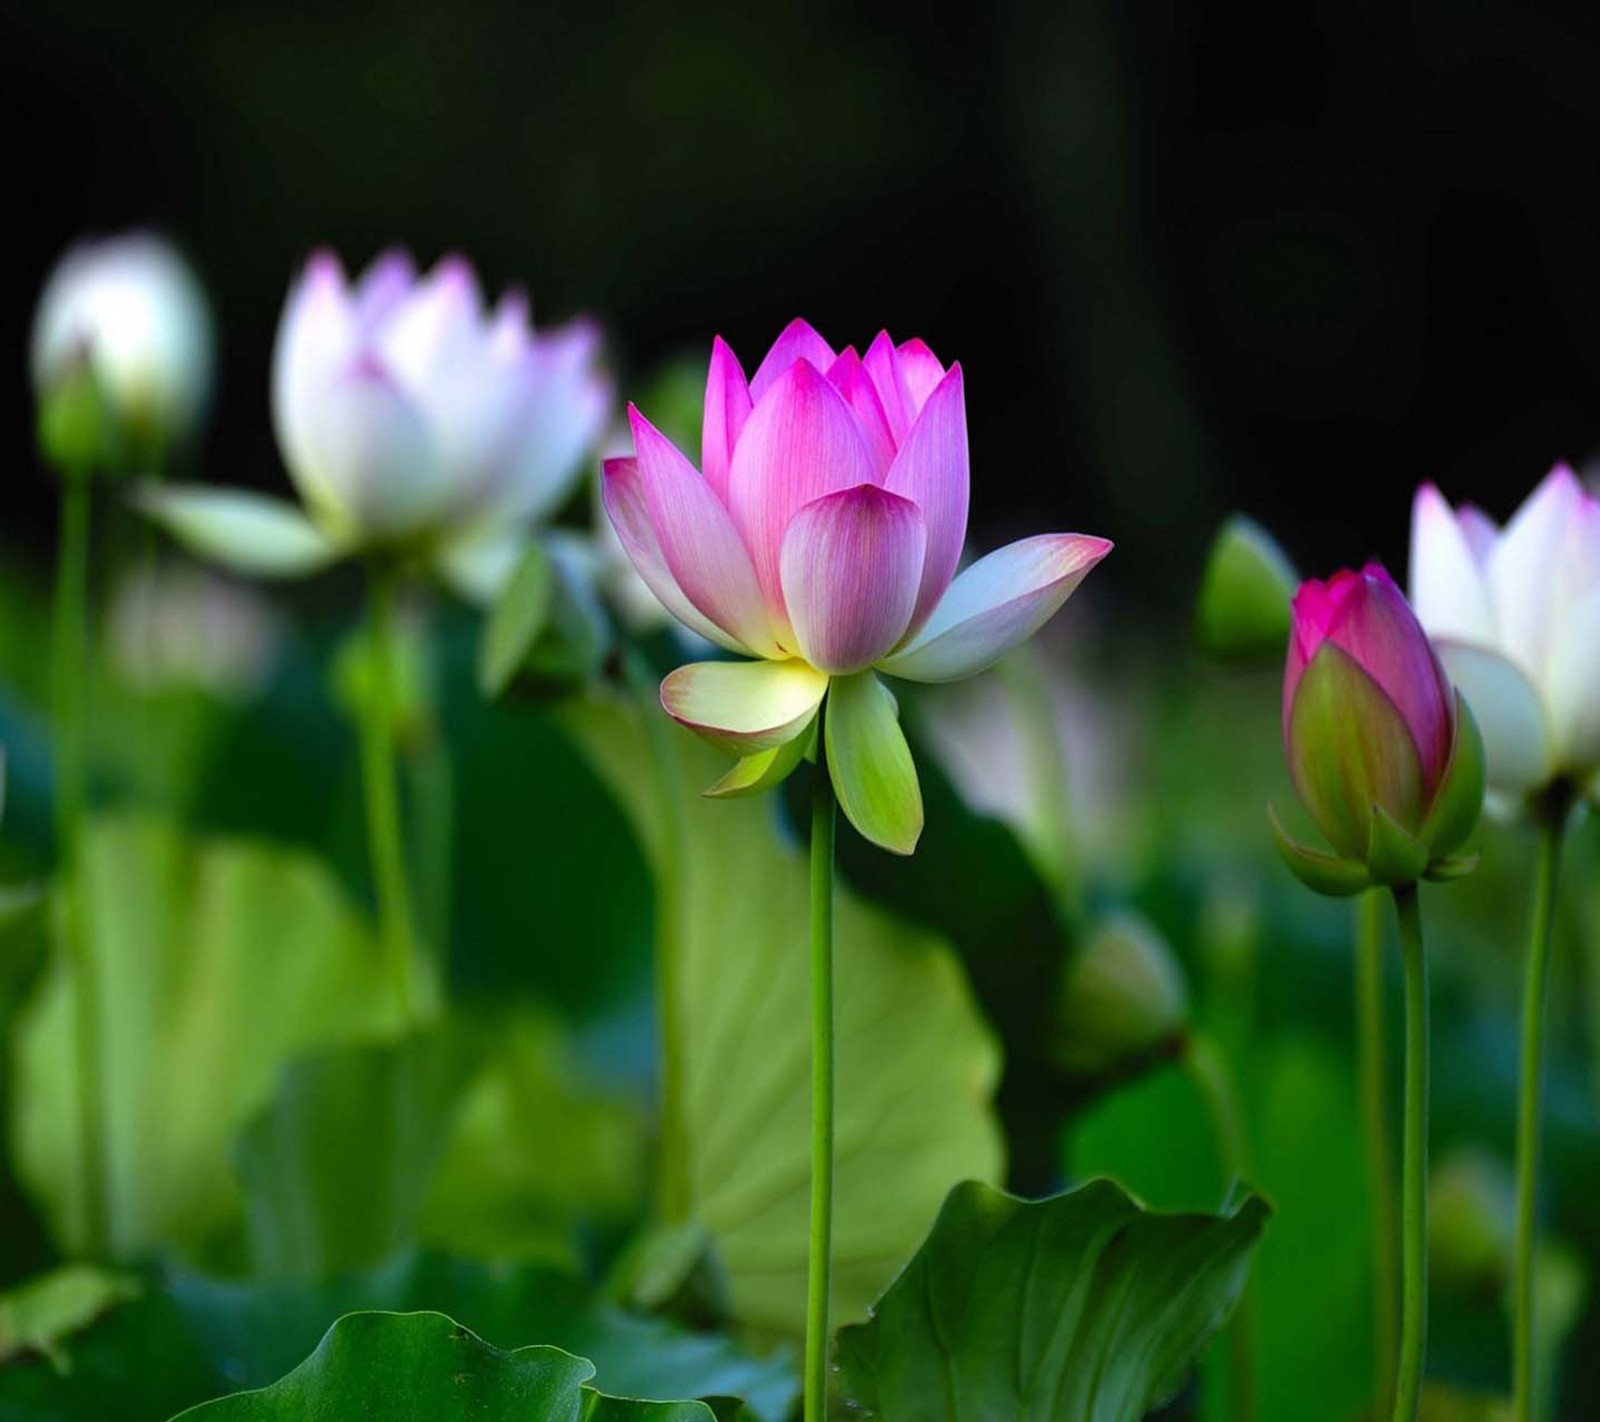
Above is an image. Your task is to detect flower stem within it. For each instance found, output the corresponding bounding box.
[1356,888,1400,1407]
[1513,803,1567,1422]
[1183,1030,1256,1422]
[52,473,107,1258]
[359,563,422,1022]
[1390,884,1430,1422]
[806,709,837,1422]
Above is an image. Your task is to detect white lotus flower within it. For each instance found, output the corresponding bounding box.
[32,232,214,454]
[142,249,611,594]
[1409,465,1600,800]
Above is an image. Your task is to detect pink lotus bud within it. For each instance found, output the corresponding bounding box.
[602,319,1112,854]
[1274,563,1483,893]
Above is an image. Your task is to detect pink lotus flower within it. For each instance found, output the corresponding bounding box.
[140,250,611,598]
[1274,563,1483,893]
[603,319,1112,853]
[1410,466,1600,802]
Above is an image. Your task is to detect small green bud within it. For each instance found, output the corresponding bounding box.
[333,601,433,754]
[1417,1385,1511,1421]
[36,351,119,479]
[1195,516,1297,664]
[1428,1147,1514,1295]
[1533,1237,1588,1355]
[1054,912,1189,1075]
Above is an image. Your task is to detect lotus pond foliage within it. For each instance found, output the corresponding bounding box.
[0,213,1596,1422]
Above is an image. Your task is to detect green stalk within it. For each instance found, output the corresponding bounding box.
[52,473,107,1257]
[1184,1030,1254,1420]
[359,564,422,1022]
[806,706,838,1422]
[1357,888,1400,1406]
[1184,1030,1256,1422]
[1391,885,1431,1422]
[1512,803,1567,1422]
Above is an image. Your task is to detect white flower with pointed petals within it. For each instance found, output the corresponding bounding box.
[142,249,611,594]
[1409,465,1600,800]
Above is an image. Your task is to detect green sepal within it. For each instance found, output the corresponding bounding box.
[1194,515,1298,664]
[36,354,120,480]
[1423,852,1480,883]
[1418,691,1486,860]
[1268,805,1371,897]
[825,672,924,856]
[703,722,816,799]
[1366,805,1429,887]
[137,486,344,580]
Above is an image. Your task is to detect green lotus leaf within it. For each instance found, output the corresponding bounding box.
[564,693,1001,1334]
[11,815,407,1258]
[0,1254,796,1422]
[169,1310,717,1420]
[835,1177,1269,1420]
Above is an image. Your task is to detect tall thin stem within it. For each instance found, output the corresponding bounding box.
[1391,885,1430,1422]
[1184,1030,1256,1422]
[1513,806,1566,1422]
[359,564,422,1022]
[52,474,107,1257]
[1357,888,1399,1406]
[806,710,838,1422]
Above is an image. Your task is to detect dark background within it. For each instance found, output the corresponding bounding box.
[9,0,1600,610]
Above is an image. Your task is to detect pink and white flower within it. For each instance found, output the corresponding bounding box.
[142,249,611,595]
[602,318,1112,853]
[1410,466,1600,801]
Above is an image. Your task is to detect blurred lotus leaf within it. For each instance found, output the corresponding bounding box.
[233,1030,480,1280]
[565,693,1003,1333]
[0,1264,140,1369]
[11,814,408,1259]
[232,1009,651,1282]
[419,1011,648,1266]
[1053,910,1189,1075]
